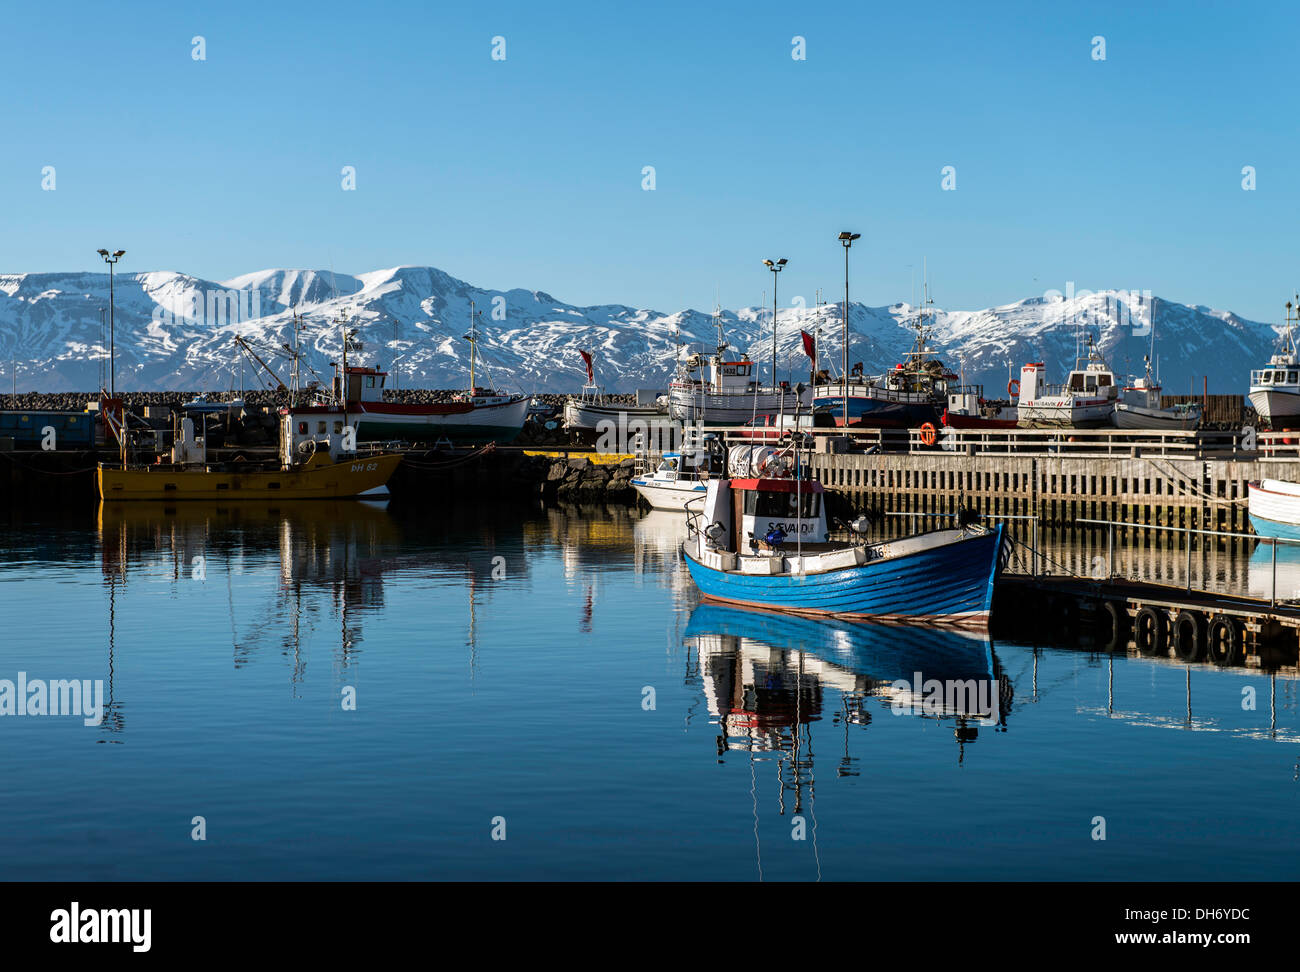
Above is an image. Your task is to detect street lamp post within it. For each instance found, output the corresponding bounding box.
[837,232,860,428]
[97,249,125,396]
[763,258,787,391]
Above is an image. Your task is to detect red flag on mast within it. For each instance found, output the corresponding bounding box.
[800,330,816,360]
[578,349,594,383]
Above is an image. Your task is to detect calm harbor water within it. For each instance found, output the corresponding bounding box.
[1,500,1299,881]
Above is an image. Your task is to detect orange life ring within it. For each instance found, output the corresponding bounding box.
[1007,378,1020,397]
[919,422,937,447]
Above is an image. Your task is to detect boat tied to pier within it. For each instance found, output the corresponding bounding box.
[1247,479,1300,540]
[97,406,402,501]
[680,438,1008,628]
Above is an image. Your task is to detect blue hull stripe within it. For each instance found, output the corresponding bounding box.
[683,525,1004,629]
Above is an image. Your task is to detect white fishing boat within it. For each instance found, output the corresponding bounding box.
[1113,298,1202,430]
[1016,338,1118,428]
[562,350,668,433]
[315,303,528,445]
[668,309,809,423]
[1248,479,1300,540]
[1113,368,1202,430]
[1248,299,1300,429]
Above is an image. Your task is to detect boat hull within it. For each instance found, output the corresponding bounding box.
[683,526,1004,630]
[344,398,529,444]
[631,477,708,511]
[563,401,668,432]
[811,393,941,429]
[1248,481,1300,538]
[1112,403,1202,430]
[1249,388,1300,427]
[942,409,1018,430]
[97,453,404,501]
[1017,398,1114,428]
[669,387,808,423]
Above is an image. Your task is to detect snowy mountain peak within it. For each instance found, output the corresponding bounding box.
[0,265,1283,394]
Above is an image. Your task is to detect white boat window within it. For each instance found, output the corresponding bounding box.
[1290,372,1297,383]
[318,421,327,433]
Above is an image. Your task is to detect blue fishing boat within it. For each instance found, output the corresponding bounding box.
[681,450,1007,629]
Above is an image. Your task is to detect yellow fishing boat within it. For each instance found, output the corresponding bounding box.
[98,409,404,501]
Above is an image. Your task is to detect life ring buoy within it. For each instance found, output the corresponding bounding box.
[919,422,937,447]
[1007,378,1020,397]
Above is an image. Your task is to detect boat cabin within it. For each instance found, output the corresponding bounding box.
[1065,361,1116,398]
[333,365,387,404]
[1120,374,1162,410]
[705,360,757,393]
[646,450,712,484]
[280,408,361,466]
[1251,365,1300,390]
[697,476,829,555]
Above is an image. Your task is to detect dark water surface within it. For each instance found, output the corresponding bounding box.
[1,501,1297,880]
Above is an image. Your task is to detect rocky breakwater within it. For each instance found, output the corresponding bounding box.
[540,456,637,502]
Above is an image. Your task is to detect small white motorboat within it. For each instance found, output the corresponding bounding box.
[631,448,718,511]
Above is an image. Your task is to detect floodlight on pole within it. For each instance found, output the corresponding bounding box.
[838,233,860,428]
[764,258,787,390]
[97,248,125,396]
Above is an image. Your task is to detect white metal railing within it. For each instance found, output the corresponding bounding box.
[1076,517,1300,608]
[690,425,1250,459]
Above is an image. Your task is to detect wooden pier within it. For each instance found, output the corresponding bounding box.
[789,428,1300,530]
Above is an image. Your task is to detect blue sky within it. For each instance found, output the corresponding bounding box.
[2,0,1297,322]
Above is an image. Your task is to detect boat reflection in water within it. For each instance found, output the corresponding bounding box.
[1247,535,1300,602]
[683,603,1012,778]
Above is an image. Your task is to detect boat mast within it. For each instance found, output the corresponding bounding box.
[468,299,478,391]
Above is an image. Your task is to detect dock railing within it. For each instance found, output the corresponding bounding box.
[1076,517,1300,608]
[683,424,1259,460]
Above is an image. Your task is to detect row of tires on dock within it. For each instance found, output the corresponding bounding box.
[1045,596,1247,665]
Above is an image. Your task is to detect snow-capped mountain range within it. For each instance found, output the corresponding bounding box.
[0,265,1284,395]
